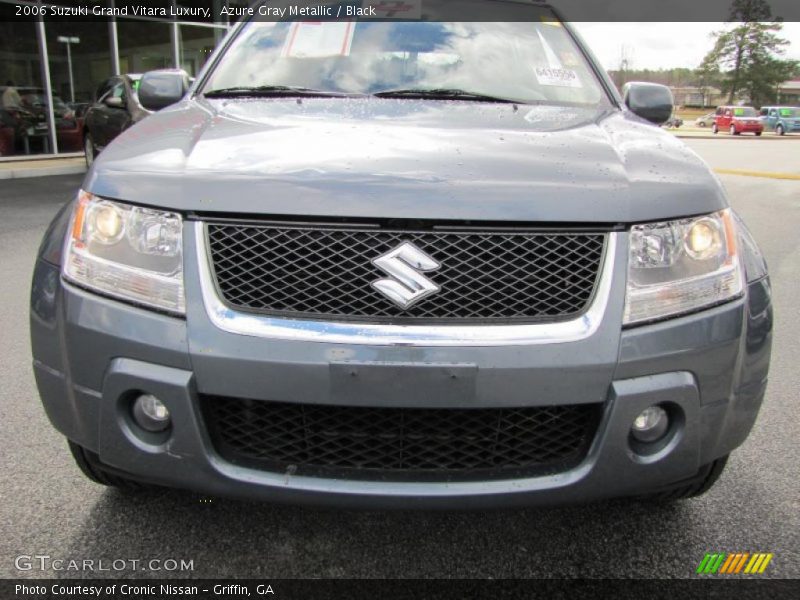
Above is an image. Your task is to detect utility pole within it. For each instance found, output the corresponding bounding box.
[57,36,80,103]
[617,45,633,89]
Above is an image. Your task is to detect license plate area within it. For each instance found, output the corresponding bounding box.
[330,361,477,407]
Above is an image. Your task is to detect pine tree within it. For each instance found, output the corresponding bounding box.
[696,53,723,107]
[700,0,798,105]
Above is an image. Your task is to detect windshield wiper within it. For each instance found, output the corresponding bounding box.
[373,88,517,103]
[203,86,356,99]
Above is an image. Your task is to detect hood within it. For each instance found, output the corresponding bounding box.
[85,97,728,224]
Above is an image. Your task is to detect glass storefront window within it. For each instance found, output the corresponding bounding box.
[0,0,230,157]
[46,21,113,153]
[118,20,175,74]
[0,19,46,156]
[180,25,219,77]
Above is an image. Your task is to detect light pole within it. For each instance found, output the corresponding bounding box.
[57,36,80,103]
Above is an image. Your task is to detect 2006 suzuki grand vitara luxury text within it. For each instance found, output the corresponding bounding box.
[30,3,772,507]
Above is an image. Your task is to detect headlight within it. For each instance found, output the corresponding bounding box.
[624,209,743,325]
[63,190,185,314]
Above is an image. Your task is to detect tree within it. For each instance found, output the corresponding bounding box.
[700,0,798,105]
[695,53,723,107]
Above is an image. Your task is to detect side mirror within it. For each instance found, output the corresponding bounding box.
[138,69,190,112]
[621,82,673,125]
[104,96,123,108]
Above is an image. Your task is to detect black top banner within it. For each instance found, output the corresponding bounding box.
[2,0,800,23]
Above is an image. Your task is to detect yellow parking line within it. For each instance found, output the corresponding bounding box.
[714,168,800,181]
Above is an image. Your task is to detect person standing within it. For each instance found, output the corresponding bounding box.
[2,80,21,108]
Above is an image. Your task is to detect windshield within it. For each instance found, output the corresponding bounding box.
[203,20,608,106]
[733,107,757,117]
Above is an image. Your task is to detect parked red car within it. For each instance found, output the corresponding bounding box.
[712,106,763,136]
[0,109,15,155]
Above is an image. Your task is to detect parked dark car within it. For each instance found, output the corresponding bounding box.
[68,102,91,119]
[83,74,149,165]
[31,4,772,508]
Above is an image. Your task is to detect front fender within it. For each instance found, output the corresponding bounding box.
[36,198,74,266]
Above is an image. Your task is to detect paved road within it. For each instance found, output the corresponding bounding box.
[0,141,798,579]
[683,138,800,176]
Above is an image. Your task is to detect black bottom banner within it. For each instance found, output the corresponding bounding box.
[2,579,799,600]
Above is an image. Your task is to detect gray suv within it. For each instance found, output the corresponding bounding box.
[30,5,772,507]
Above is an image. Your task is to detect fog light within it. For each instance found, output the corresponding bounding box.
[132,394,171,433]
[631,405,668,443]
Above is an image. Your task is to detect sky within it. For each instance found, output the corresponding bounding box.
[573,22,800,71]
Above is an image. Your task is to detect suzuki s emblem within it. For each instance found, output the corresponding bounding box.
[371,242,441,309]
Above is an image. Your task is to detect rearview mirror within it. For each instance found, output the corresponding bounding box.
[622,82,673,125]
[138,69,190,112]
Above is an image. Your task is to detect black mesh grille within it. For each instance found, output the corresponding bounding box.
[202,396,602,481]
[206,223,606,322]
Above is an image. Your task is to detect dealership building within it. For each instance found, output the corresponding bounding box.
[0,1,247,157]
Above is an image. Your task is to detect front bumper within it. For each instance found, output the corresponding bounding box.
[778,122,800,133]
[734,122,763,133]
[30,229,772,508]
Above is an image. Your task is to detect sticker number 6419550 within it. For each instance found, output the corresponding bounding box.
[534,67,582,88]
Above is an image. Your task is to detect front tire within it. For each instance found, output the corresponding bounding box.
[730,125,738,136]
[755,131,762,137]
[68,440,147,492]
[698,121,707,128]
[640,455,729,502]
[711,123,718,134]
[776,124,785,136]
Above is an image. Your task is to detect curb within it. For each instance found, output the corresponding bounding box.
[714,168,800,181]
[674,132,799,140]
[0,162,87,180]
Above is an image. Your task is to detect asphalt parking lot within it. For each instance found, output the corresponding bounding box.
[0,138,798,579]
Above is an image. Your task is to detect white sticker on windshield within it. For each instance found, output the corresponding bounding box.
[281,22,355,58]
[537,30,562,69]
[534,66,582,88]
